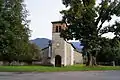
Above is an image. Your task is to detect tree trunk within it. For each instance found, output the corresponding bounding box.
[86,53,92,66]
[92,56,97,66]
[86,53,97,66]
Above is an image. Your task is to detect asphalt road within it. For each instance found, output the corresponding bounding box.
[0,71,120,80]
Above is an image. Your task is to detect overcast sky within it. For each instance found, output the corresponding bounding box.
[25,0,65,40]
[25,0,120,40]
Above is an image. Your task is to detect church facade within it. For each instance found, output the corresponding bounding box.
[41,21,83,66]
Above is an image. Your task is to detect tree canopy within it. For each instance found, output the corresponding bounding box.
[0,0,39,64]
[60,0,120,66]
[97,37,120,65]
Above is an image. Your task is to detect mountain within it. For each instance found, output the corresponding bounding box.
[31,38,83,52]
[31,38,51,48]
[71,42,83,52]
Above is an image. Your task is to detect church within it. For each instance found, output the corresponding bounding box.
[41,21,83,67]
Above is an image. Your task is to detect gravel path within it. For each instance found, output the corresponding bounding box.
[0,71,120,80]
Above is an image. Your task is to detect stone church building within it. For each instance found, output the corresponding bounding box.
[41,21,83,66]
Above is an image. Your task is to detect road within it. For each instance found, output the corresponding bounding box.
[0,71,120,80]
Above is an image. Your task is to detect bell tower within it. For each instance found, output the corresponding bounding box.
[52,21,67,33]
[51,21,67,66]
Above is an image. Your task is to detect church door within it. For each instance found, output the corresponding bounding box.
[55,55,61,67]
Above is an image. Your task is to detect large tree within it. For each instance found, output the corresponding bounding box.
[60,0,120,66]
[0,0,30,63]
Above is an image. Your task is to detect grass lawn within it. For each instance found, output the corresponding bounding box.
[0,65,120,72]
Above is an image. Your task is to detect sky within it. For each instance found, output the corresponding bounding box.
[25,0,65,40]
[25,0,120,40]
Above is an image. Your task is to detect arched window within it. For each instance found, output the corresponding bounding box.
[59,26,62,32]
[56,26,59,32]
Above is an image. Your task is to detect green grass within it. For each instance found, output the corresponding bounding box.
[0,65,120,72]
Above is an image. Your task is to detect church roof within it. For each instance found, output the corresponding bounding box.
[70,42,83,53]
[41,46,49,51]
[51,21,65,24]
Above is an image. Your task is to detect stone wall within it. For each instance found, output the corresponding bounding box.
[74,50,83,64]
[41,48,49,64]
[65,42,73,65]
[0,61,28,66]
